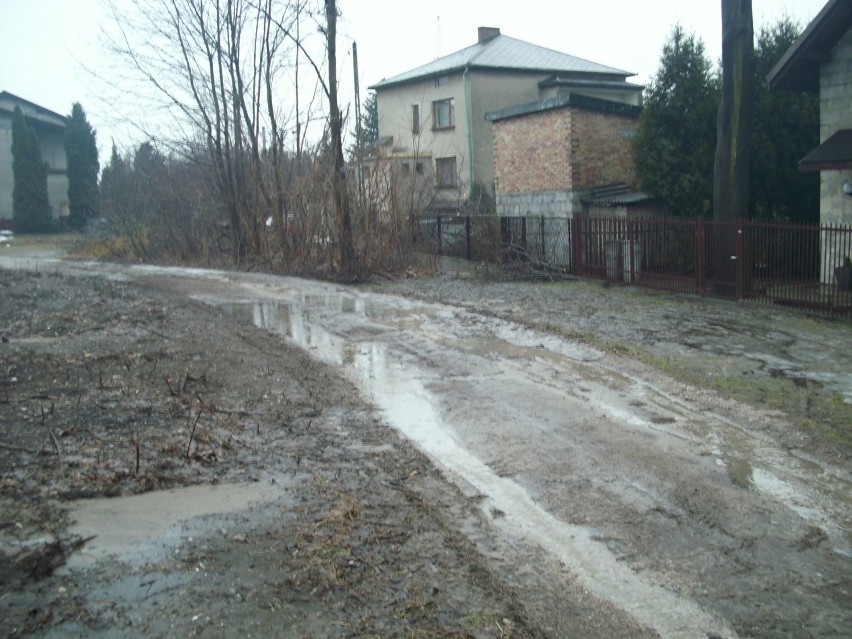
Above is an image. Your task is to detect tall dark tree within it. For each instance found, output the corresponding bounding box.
[713,0,755,220]
[64,102,100,229]
[11,106,53,233]
[634,26,720,218]
[750,18,819,222]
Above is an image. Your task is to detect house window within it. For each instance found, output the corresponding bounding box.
[434,76,449,88]
[400,162,411,176]
[435,157,457,188]
[412,104,420,134]
[432,98,455,130]
[415,162,424,175]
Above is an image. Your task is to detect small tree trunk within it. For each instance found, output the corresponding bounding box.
[325,0,357,275]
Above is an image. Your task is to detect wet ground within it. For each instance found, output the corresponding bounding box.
[1,249,851,638]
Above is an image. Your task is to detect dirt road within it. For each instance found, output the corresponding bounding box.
[1,252,850,638]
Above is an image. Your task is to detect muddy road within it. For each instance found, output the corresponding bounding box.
[2,253,851,638]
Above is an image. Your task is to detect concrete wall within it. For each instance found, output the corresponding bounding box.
[819,28,852,226]
[0,117,12,224]
[375,74,470,204]
[491,104,638,216]
[466,70,546,197]
[819,28,852,282]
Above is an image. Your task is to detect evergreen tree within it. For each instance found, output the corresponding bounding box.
[11,106,53,233]
[634,26,720,218]
[361,91,378,148]
[64,102,100,229]
[750,18,819,222]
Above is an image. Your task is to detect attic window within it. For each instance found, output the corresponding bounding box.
[432,98,455,130]
[434,76,448,88]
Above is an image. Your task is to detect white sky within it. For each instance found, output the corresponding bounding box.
[0,0,824,158]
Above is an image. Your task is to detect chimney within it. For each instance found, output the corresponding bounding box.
[478,27,500,44]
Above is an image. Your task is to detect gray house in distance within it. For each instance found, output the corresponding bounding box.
[0,91,69,229]
[369,27,642,209]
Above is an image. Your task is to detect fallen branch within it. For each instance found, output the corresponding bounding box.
[0,441,38,454]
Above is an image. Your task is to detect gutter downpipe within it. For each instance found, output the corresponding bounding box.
[463,64,474,201]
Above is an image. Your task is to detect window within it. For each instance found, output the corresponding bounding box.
[415,162,424,175]
[434,76,448,88]
[435,157,457,188]
[432,98,455,129]
[411,104,420,135]
[400,162,411,176]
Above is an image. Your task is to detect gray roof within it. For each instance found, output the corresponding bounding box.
[371,34,633,89]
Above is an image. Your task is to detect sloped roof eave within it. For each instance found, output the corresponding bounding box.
[798,128,852,171]
[371,65,632,91]
[766,0,852,92]
[369,34,634,90]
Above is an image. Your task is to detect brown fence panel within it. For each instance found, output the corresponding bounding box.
[413,214,852,318]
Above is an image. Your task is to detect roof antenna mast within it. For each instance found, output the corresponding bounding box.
[436,16,442,59]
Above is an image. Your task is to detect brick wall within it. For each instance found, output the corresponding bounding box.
[569,108,637,188]
[492,104,638,215]
[492,108,572,194]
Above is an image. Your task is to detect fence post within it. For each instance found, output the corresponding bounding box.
[571,215,581,276]
[627,218,636,284]
[736,218,745,300]
[696,218,705,296]
[437,215,443,256]
[465,216,472,261]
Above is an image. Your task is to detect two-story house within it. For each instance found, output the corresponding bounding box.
[0,91,69,228]
[369,27,642,211]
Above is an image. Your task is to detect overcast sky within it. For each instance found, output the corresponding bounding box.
[0,0,824,157]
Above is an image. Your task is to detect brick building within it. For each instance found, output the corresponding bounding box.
[486,93,646,217]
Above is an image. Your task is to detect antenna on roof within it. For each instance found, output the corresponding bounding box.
[436,16,442,59]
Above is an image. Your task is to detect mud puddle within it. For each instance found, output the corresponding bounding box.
[64,478,289,570]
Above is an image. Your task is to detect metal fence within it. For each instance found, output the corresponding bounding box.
[415,214,852,319]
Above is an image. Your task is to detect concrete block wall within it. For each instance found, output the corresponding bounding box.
[496,189,584,216]
[819,28,852,282]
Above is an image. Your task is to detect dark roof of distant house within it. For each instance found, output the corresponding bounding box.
[484,92,641,122]
[0,91,67,130]
[538,75,644,93]
[581,183,652,206]
[370,33,633,90]
[799,129,852,171]
[767,0,852,92]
